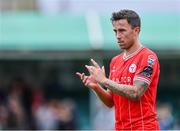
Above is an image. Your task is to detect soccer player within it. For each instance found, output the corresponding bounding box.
[76,9,160,130]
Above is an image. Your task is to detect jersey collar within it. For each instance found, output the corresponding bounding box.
[123,45,143,60]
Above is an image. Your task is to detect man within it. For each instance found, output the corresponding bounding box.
[76,9,160,130]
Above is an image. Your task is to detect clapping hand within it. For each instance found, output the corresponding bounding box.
[76,59,106,89]
[85,59,107,84]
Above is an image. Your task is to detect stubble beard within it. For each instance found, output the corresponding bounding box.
[119,41,134,51]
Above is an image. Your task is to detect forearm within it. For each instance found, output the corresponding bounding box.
[101,78,146,100]
[92,84,114,108]
[85,59,147,100]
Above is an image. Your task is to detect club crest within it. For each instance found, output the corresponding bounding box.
[148,55,155,67]
[129,64,137,73]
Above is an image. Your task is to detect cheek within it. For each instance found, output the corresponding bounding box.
[125,34,132,42]
[126,35,134,46]
[127,32,134,41]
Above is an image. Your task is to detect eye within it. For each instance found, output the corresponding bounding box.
[113,29,117,33]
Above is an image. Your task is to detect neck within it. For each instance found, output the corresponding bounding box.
[124,41,142,56]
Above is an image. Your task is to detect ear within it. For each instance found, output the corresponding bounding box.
[134,27,140,34]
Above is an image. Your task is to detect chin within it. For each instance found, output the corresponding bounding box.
[119,45,126,49]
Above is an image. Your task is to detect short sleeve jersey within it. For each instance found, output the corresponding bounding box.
[109,47,160,130]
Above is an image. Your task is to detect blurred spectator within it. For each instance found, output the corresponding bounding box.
[0,75,80,130]
[7,77,34,129]
[34,99,59,130]
[157,103,174,130]
[34,98,78,130]
[0,104,8,129]
[31,88,44,112]
[92,102,114,130]
[7,93,27,129]
[0,87,8,129]
[58,98,78,130]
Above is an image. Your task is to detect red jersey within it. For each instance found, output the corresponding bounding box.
[109,47,160,130]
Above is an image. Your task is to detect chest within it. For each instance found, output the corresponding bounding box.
[110,58,141,84]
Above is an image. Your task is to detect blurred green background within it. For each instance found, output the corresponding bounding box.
[0,0,180,130]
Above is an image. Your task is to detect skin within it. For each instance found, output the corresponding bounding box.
[76,19,149,107]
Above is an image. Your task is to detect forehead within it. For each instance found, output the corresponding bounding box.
[112,19,131,29]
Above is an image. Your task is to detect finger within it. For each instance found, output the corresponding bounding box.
[85,65,94,74]
[81,73,85,80]
[76,72,85,80]
[83,76,88,83]
[91,59,100,68]
[76,72,82,78]
[85,80,90,86]
[84,76,91,86]
[102,66,105,74]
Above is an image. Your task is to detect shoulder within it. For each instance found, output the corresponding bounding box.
[140,47,159,59]
[109,53,123,67]
[139,47,160,66]
[111,53,123,63]
[142,47,157,55]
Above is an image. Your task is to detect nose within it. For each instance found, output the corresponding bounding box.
[116,32,122,39]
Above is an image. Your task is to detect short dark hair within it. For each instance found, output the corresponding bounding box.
[111,9,141,29]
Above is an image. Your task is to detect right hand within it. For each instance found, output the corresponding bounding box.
[76,72,98,89]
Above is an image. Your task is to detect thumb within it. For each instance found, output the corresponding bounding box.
[102,66,105,74]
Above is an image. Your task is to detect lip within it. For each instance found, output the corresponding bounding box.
[118,43,123,46]
[118,41,124,44]
[118,41,125,46]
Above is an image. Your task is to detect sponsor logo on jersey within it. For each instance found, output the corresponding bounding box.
[140,66,153,77]
[121,76,132,84]
[129,64,137,73]
[112,66,116,73]
[148,55,155,67]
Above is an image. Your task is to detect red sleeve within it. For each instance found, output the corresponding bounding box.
[134,53,159,85]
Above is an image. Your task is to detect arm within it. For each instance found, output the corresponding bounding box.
[92,84,114,108]
[87,59,148,100]
[101,78,148,100]
[76,72,114,108]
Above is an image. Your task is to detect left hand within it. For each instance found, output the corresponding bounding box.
[85,59,107,84]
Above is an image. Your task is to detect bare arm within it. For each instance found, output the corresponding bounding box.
[87,59,149,100]
[102,79,148,100]
[92,84,114,107]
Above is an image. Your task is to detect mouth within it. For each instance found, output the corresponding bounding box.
[118,42,125,48]
[118,41,124,45]
[117,39,123,43]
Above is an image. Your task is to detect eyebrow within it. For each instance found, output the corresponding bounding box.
[113,28,126,32]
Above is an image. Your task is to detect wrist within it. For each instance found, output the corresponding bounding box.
[100,77,108,86]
